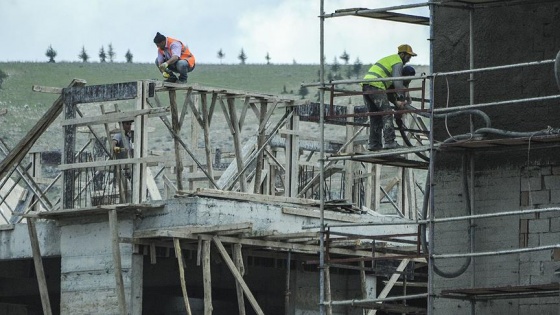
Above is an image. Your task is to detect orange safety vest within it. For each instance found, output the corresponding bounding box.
[158,37,196,68]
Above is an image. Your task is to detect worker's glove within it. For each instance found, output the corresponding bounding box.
[159,62,169,71]
[113,147,122,154]
[162,72,170,79]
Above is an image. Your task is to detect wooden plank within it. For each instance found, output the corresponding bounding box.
[135,222,254,239]
[27,218,53,315]
[174,238,193,315]
[145,167,162,200]
[202,240,213,315]
[325,265,333,315]
[0,79,86,180]
[59,108,167,126]
[369,259,410,315]
[253,100,268,194]
[185,188,319,206]
[227,97,247,192]
[200,94,215,188]
[108,209,128,315]
[213,236,264,315]
[233,243,246,315]
[31,85,64,94]
[169,90,184,191]
[282,207,364,223]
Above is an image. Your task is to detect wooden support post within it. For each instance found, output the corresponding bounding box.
[174,238,193,315]
[253,100,268,194]
[369,259,410,315]
[284,251,291,315]
[27,218,53,315]
[212,236,264,315]
[226,97,247,192]
[325,264,333,315]
[233,244,246,315]
[108,209,128,315]
[344,106,354,203]
[284,110,299,197]
[202,240,213,315]
[200,94,215,188]
[169,90,184,190]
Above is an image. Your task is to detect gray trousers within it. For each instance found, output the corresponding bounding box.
[362,85,396,147]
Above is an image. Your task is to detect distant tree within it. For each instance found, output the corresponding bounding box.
[99,46,107,63]
[292,59,297,65]
[217,49,225,64]
[340,50,350,64]
[0,69,7,89]
[108,43,116,62]
[352,57,363,79]
[125,49,133,63]
[78,46,89,62]
[265,52,271,65]
[238,48,247,64]
[331,57,340,73]
[281,84,288,94]
[298,85,309,99]
[45,45,57,63]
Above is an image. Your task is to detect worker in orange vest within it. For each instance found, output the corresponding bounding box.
[153,32,196,84]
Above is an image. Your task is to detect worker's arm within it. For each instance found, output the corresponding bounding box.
[165,41,183,65]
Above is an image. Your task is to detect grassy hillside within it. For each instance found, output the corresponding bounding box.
[0,62,428,150]
[0,62,322,147]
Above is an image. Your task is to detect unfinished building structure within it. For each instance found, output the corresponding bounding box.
[0,0,559,314]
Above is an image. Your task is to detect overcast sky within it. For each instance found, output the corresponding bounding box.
[0,0,430,65]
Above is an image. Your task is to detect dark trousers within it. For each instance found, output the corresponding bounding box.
[363,85,396,148]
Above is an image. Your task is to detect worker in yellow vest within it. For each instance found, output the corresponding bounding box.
[154,32,196,84]
[362,44,417,150]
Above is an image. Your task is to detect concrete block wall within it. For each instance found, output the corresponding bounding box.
[59,216,135,315]
[432,164,560,314]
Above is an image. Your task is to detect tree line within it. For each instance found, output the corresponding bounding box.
[45,44,134,63]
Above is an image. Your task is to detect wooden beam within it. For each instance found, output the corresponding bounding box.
[0,79,86,180]
[27,218,53,315]
[173,238,193,315]
[212,236,264,315]
[202,240,213,315]
[135,222,253,239]
[169,90,184,191]
[369,259,410,315]
[233,243,246,315]
[108,209,128,315]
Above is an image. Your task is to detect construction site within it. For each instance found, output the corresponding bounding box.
[1,0,560,314]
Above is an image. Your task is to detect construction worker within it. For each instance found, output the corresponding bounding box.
[112,120,134,159]
[362,44,417,150]
[153,32,196,83]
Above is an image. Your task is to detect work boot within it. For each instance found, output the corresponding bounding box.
[367,144,382,151]
[164,73,178,83]
[384,142,401,149]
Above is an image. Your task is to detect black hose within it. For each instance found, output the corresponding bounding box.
[555,50,560,91]
[420,141,473,278]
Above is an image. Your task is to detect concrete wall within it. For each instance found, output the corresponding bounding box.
[432,162,560,314]
[432,1,560,148]
[432,2,560,313]
[0,195,415,314]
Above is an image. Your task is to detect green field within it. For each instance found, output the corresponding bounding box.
[0,62,428,150]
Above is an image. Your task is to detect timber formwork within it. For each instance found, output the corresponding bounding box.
[0,77,428,314]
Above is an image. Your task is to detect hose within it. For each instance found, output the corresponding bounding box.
[555,50,560,91]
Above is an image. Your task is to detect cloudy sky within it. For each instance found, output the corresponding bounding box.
[0,0,430,65]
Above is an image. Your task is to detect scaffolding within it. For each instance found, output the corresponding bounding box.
[1,1,560,314]
[315,0,560,314]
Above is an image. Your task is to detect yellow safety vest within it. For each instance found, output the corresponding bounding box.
[363,54,402,89]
